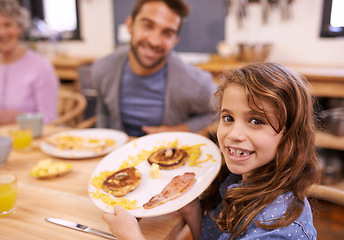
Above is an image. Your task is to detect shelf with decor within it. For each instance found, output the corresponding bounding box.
[50,56,96,91]
[315,131,344,151]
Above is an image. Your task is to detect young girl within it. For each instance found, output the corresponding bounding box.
[102,62,322,240]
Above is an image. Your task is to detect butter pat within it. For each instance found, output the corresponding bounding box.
[149,163,160,179]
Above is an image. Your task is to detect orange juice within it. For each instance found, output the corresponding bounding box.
[10,129,32,150]
[0,174,17,217]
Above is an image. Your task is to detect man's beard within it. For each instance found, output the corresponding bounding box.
[130,41,166,69]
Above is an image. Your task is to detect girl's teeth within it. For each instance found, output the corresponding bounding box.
[229,148,251,157]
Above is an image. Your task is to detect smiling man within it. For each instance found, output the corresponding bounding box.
[92,0,217,137]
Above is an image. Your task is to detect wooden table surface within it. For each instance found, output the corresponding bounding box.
[0,125,185,240]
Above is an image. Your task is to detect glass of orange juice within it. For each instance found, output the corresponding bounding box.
[10,129,33,151]
[0,174,17,217]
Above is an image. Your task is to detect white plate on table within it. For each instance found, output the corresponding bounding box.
[88,132,222,218]
[40,128,129,159]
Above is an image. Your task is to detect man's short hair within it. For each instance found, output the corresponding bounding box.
[131,0,190,34]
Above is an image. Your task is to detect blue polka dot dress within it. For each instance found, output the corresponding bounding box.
[200,174,317,240]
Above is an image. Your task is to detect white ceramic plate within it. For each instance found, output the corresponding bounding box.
[88,132,222,218]
[40,128,129,159]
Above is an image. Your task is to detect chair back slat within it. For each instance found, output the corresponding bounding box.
[50,88,87,127]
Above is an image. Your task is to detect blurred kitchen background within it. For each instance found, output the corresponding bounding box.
[19,0,344,187]
[19,0,343,66]
[15,1,344,239]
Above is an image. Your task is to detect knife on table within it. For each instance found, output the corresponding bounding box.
[45,217,118,240]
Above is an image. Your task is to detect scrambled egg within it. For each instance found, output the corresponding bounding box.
[46,135,115,153]
[30,159,73,178]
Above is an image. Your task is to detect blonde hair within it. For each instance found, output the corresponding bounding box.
[215,62,322,239]
[0,0,30,34]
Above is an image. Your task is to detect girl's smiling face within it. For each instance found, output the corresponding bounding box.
[217,84,284,179]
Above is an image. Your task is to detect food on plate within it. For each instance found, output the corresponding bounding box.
[143,172,196,209]
[118,139,211,170]
[102,167,142,197]
[45,134,115,153]
[147,147,188,170]
[149,163,160,179]
[89,169,139,210]
[89,139,215,212]
[89,191,139,210]
[30,159,73,178]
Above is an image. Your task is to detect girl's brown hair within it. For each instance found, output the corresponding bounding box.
[214,62,322,239]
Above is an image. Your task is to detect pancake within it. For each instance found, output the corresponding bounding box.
[102,167,141,197]
[147,147,188,170]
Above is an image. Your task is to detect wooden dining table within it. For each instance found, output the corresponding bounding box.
[0,125,185,240]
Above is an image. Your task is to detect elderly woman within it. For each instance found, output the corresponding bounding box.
[0,0,59,125]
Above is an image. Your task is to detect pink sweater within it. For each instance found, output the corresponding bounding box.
[0,50,59,124]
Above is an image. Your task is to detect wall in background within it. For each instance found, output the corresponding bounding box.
[112,0,226,53]
[34,0,343,66]
[34,0,115,58]
[225,0,344,67]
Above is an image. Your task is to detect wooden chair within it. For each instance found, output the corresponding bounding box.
[49,88,87,127]
[307,184,344,207]
[308,184,344,239]
[75,115,97,129]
